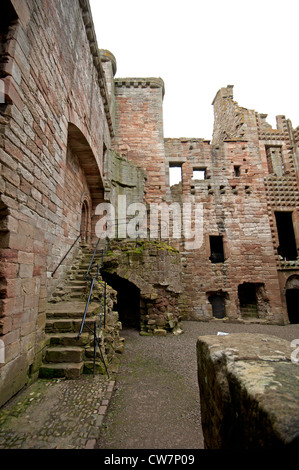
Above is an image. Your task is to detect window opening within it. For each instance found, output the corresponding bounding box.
[238,283,258,317]
[266,146,284,176]
[169,164,182,187]
[192,168,206,180]
[275,212,297,261]
[209,236,224,263]
[234,165,241,177]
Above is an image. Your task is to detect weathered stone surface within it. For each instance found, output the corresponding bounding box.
[102,239,182,334]
[197,333,299,448]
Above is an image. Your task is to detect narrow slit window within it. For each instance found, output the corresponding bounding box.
[209,236,225,263]
[275,212,297,261]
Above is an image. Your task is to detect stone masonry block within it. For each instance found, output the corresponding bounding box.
[197,333,299,449]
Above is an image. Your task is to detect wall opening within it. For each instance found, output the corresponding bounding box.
[266,146,284,176]
[169,164,182,187]
[0,1,18,107]
[285,276,299,324]
[192,168,206,180]
[101,272,141,329]
[275,212,297,261]
[234,165,241,177]
[286,289,299,324]
[209,236,224,263]
[208,294,226,319]
[80,200,90,242]
[238,283,258,317]
[0,200,10,328]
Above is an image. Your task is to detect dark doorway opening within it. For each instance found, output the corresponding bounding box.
[238,283,258,317]
[286,289,299,324]
[208,294,226,319]
[102,272,140,329]
[275,212,297,261]
[209,236,225,263]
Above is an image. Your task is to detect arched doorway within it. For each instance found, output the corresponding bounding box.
[101,272,141,329]
[286,276,299,324]
[80,200,90,242]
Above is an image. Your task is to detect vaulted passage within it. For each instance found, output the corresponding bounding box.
[102,272,141,329]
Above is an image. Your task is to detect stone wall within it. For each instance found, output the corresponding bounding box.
[114,78,167,204]
[101,240,183,335]
[197,333,299,448]
[163,86,299,324]
[0,0,113,406]
[164,138,283,323]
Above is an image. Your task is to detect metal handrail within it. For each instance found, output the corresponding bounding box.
[51,234,81,277]
[78,236,110,378]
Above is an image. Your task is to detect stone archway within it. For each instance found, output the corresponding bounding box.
[102,272,141,330]
[285,275,299,324]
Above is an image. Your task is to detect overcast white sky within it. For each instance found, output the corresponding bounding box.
[90,0,298,140]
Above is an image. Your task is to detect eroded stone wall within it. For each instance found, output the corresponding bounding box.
[102,240,183,335]
[0,0,113,406]
[197,333,299,448]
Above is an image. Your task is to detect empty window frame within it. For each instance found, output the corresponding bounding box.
[169,164,182,187]
[275,211,297,260]
[209,236,225,263]
[266,146,284,176]
[234,165,241,177]
[192,168,206,180]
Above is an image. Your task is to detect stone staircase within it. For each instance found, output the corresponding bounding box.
[39,243,123,379]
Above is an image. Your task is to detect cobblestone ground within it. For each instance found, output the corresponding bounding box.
[0,375,113,449]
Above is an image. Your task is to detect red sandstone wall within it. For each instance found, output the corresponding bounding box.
[114,78,167,205]
[0,0,112,406]
[164,87,299,324]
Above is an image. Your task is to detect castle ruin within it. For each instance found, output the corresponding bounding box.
[0,0,298,407]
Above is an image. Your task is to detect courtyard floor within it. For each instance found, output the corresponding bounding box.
[0,320,298,450]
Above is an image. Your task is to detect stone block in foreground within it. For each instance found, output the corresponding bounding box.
[196,333,299,449]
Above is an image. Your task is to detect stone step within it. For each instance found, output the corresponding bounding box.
[39,362,84,379]
[46,332,90,347]
[68,280,87,287]
[45,346,84,364]
[46,317,97,333]
[46,301,99,318]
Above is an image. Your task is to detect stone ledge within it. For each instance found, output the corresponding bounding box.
[115,77,165,97]
[197,333,299,449]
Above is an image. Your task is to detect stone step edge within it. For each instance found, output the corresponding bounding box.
[39,362,84,379]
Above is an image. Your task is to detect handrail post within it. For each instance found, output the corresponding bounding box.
[51,234,81,277]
